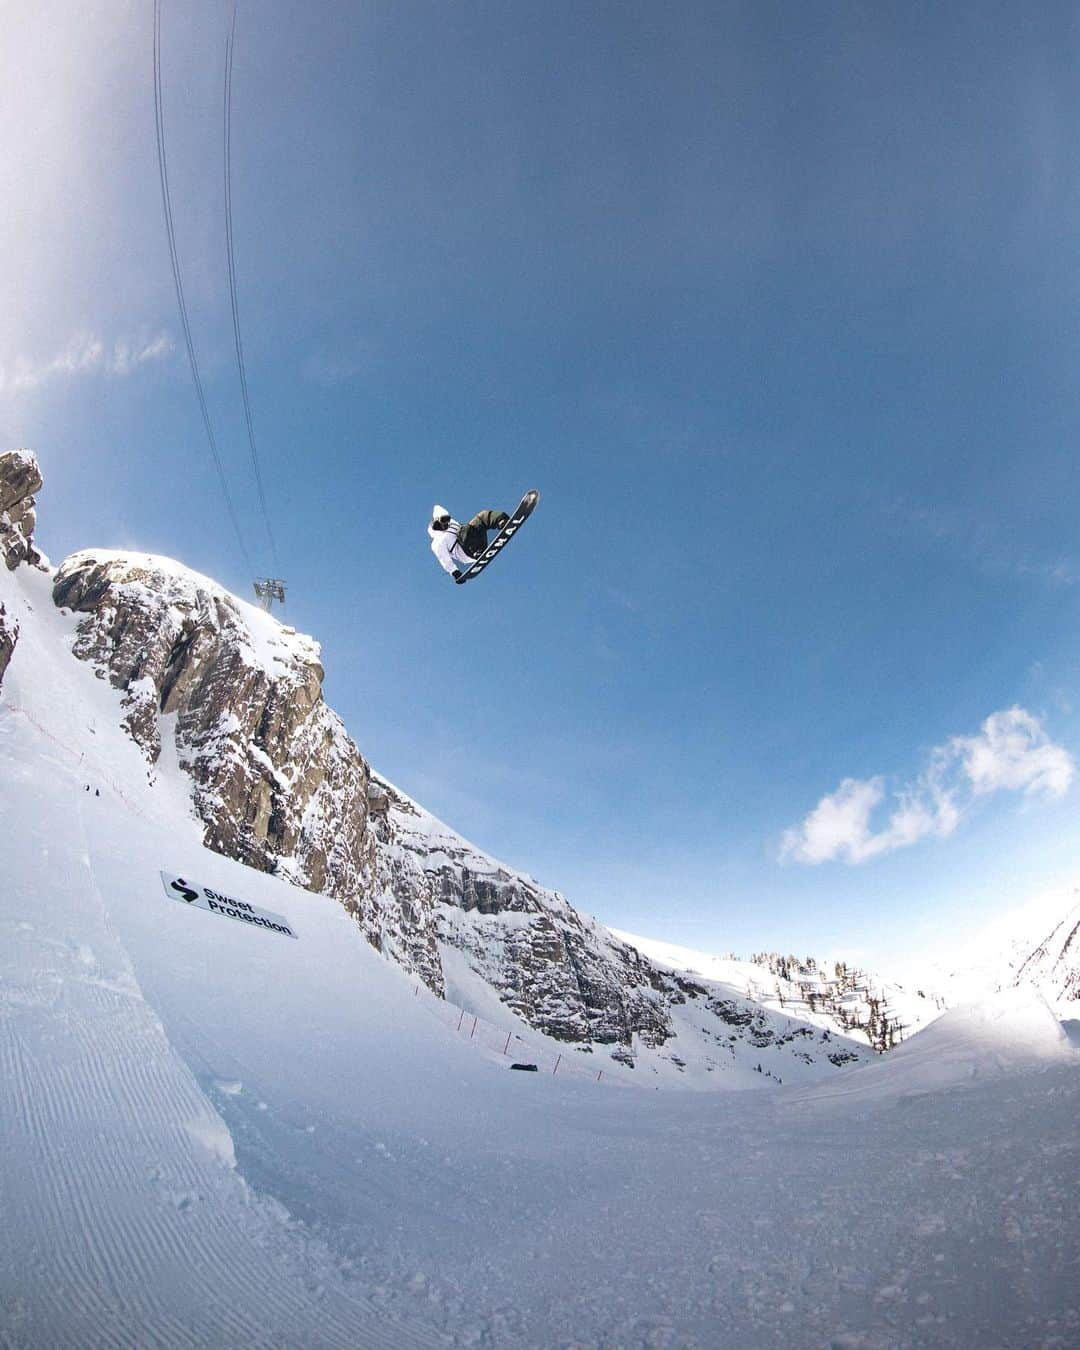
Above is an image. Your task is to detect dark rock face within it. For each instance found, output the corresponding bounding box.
[50,550,438,983]
[371,778,676,1046]
[0,450,43,571]
[0,448,44,689]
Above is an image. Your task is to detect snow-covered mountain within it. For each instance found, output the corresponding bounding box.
[3,448,1079,1348]
[611,929,946,1050]
[5,450,1079,1061]
[614,883,1080,1048]
[4,451,872,1087]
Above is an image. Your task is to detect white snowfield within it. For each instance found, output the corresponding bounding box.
[3,558,1080,1349]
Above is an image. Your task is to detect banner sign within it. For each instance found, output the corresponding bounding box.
[159,871,298,939]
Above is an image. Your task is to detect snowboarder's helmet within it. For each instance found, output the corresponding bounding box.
[431,504,451,526]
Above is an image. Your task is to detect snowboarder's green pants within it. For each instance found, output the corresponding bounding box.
[458,509,510,559]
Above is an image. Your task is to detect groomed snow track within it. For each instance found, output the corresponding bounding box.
[0,773,441,1349]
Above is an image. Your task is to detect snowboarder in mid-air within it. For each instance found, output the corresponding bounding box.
[427,490,540,585]
[428,504,509,578]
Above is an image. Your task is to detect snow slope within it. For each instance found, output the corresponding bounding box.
[924,887,1080,1017]
[788,987,1074,1110]
[3,558,1080,1348]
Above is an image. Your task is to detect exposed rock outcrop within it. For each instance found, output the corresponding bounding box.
[0,449,44,689]
[0,450,43,571]
[372,778,675,1045]
[51,550,438,984]
[0,603,15,690]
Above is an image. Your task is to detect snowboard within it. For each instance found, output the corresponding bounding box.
[453,489,540,585]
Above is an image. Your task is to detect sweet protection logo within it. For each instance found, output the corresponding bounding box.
[159,871,298,939]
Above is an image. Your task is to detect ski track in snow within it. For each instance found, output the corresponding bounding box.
[2,559,1080,1348]
[1,778,443,1350]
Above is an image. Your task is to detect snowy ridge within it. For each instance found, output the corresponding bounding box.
[895,886,1080,1021]
[1013,897,1080,1006]
[60,547,323,675]
[955,890,1080,1015]
[51,546,394,952]
[612,928,945,1051]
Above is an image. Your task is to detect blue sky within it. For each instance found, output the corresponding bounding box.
[5,0,1080,971]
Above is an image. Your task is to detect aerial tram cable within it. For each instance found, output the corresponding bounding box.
[224,2,280,576]
[152,0,256,579]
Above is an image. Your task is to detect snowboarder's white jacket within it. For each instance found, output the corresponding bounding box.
[428,517,472,576]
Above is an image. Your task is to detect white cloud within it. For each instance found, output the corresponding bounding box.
[782,776,885,865]
[109,333,174,377]
[948,707,1074,798]
[781,706,1073,866]
[0,331,173,395]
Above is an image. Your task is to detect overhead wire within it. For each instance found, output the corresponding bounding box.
[153,0,254,575]
[224,2,279,573]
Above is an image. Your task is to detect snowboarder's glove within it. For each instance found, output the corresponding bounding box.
[452,570,465,584]
[496,512,510,529]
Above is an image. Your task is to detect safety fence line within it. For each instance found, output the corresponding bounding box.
[411,979,607,1084]
[0,703,148,819]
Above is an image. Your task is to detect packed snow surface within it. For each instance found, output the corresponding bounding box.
[2,558,1079,1348]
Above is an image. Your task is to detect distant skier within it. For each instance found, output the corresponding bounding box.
[428,503,510,580]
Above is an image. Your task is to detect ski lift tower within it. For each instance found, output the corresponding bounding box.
[253,577,286,613]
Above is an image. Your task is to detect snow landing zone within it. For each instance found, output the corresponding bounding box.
[1,558,1079,1349]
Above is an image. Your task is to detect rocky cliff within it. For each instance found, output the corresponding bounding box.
[0,449,42,689]
[46,544,705,1055]
[371,776,677,1047]
[50,548,439,985]
[0,449,42,573]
